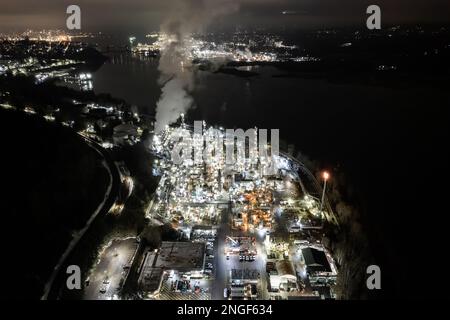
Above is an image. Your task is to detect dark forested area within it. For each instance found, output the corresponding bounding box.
[1,108,109,299]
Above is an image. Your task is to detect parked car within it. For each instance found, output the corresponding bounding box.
[99,282,110,294]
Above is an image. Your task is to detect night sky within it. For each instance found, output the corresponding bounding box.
[1,0,450,33]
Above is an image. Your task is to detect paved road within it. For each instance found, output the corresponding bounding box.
[212,204,270,300]
[83,238,138,300]
[281,152,339,226]
[212,206,231,300]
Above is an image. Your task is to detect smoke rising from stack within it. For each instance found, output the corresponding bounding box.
[154,0,239,132]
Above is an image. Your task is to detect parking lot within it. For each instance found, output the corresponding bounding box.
[159,273,212,300]
[83,238,138,300]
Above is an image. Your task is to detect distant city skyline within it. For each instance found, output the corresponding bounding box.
[1,0,450,33]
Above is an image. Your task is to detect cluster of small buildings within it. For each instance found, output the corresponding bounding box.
[0,38,149,150]
[129,31,319,64]
[265,239,337,300]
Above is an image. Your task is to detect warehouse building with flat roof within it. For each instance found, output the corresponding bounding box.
[138,241,206,296]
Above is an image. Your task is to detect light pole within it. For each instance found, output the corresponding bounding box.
[320,171,330,213]
[129,36,136,49]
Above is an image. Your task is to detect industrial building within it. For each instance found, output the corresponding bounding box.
[138,241,206,296]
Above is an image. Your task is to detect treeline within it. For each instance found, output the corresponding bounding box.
[296,152,374,299]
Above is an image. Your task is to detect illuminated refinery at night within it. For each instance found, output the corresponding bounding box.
[2,0,450,309]
[138,119,339,300]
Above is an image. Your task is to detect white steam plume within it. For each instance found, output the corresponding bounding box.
[154,0,239,132]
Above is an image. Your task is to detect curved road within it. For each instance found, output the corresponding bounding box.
[280,151,339,227]
[41,134,122,300]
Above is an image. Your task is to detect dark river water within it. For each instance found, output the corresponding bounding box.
[91,53,450,298]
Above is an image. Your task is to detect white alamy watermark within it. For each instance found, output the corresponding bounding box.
[66,5,81,30]
[66,265,81,290]
[366,264,381,290]
[366,5,381,30]
[168,121,280,176]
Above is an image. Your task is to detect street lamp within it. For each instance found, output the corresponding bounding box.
[320,171,330,213]
[129,36,136,47]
